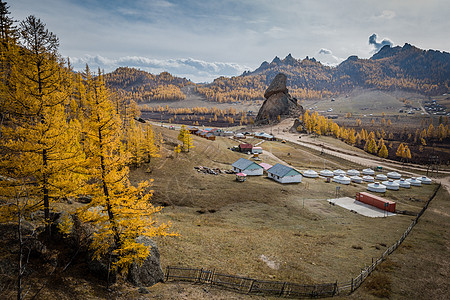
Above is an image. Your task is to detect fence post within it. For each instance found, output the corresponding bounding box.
[247,279,255,294]
[165,266,170,282]
[351,277,353,292]
[279,282,287,297]
[197,268,202,282]
[210,269,215,286]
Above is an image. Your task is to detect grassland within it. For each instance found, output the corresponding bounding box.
[126,125,448,299]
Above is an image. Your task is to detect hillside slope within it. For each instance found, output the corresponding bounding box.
[198,44,450,103]
[104,67,194,102]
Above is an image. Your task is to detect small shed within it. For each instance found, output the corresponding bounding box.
[212,129,224,136]
[252,147,263,154]
[235,172,247,182]
[267,163,302,184]
[231,158,263,176]
[187,126,199,134]
[255,132,275,140]
[235,133,246,139]
[239,143,253,153]
[205,133,216,141]
[259,163,273,173]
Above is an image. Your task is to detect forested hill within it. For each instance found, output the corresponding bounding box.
[197,43,450,103]
[104,67,193,102]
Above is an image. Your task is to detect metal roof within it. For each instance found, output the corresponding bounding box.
[267,163,301,177]
[239,143,253,149]
[232,158,262,170]
[259,163,273,170]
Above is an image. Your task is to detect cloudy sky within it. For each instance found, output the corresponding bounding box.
[9,0,450,82]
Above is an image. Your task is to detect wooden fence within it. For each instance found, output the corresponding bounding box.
[164,266,338,298]
[165,184,441,298]
[340,183,441,293]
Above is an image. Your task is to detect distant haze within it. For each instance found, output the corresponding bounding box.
[10,0,450,82]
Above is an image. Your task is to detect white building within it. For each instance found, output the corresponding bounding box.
[231,158,264,176]
[267,163,302,183]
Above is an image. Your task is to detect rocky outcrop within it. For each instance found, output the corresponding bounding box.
[127,237,164,287]
[255,73,303,124]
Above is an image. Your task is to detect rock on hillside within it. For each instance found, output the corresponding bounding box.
[255,73,303,124]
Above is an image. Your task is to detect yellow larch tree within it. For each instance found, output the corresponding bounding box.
[378,144,388,158]
[0,15,83,238]
[77,68,175,274]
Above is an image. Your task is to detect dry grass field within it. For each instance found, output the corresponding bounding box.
[123,125,448,299]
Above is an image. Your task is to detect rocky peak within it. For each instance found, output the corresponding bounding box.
[283,53,298,66]
[271,56,282,65]
[264,73,288,99]
[255,73,303,125]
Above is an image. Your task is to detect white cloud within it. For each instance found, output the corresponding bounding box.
[69,55,251,83]
[369,33,394,53]
[316,48,344,66]
[375,10,396,20]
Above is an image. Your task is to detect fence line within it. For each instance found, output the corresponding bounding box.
[164,266,338,298]
[165,184,441,298]
[342,183,441,293]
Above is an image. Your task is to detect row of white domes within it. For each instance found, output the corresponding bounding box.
[302,168,432,191]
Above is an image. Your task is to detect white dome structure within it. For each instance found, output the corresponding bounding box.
[320,169,334,177]
[350,176,363,183]
[347,169,360,176]
[382,179,400,190]
[406,177,422,187]
[333,174,351,184]
[395,178,411,188]
[362,168,375,175]
[363,175,375,182]
[375,174,388,181]
[367,182,386,193]
[417,176,432,184]
[362,168,375,176]
[333,169,346,176]
[303,169,319,178]
[387,171,402,179]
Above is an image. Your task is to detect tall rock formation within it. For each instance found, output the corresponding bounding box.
[255,73,302,124]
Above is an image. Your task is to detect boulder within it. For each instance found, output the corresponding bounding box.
[127,237,164,287]
[290,118,305,133]
[264,73,288,99]
[256,73,303,125]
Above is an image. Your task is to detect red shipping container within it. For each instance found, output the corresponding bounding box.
[356,192,396,212]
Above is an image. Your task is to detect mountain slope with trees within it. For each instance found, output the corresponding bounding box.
[104,67,194,102]
[197,44,450,103]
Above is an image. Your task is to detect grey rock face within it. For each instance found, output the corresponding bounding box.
[256,73,303,124]
[127,237,164,287]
